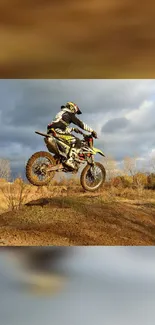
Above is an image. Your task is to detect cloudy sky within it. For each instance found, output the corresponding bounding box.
[0,79,155,177]
[0,247,155,325]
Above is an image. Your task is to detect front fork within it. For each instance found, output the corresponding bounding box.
[87,155,97,179]
[87,154,95,165]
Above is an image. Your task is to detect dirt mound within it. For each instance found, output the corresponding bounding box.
[0,195,155,246]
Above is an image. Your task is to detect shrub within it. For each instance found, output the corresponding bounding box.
[112,175,133,188]
[145,173,155,190]
[0,177,31,211]
[133,173,148,187]
[111,176,122,187]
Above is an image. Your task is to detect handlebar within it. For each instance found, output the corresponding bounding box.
[73,128,98,139]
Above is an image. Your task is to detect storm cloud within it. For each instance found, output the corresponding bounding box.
[0,79,155,177]
[102,117,130,133]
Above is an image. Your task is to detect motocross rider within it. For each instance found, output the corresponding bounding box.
[47,102,97,169]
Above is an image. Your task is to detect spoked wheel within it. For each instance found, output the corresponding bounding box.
[26,151,56,186]
[80,162,106,192]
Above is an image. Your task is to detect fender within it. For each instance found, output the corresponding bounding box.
[92,147,105,157]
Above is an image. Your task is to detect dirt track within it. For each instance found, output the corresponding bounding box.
[0,194,155,246]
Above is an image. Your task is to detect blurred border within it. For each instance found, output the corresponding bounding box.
[0,0,155,78]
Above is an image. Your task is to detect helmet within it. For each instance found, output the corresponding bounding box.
[65,102,82,115]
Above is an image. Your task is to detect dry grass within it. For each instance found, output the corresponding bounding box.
[0,178,32,212]
[1,0,155,77]
[0,178,155,246]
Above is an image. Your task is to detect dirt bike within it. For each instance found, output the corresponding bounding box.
[26,128,106,192]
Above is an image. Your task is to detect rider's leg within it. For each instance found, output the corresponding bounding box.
[65,138,82,168]
[47,129,81,169]
[68,138,81,157]
[52,131,75,157]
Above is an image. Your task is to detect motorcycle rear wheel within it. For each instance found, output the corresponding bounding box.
[26,151,56,186]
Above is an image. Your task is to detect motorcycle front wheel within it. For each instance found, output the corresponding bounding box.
[80,162,106,192]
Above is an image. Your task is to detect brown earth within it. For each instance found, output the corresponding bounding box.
[0,0,155,78]
[0,185,155,246]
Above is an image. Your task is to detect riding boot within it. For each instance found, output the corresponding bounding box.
[65,147,76,168]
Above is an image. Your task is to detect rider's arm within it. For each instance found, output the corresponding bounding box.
[71,114,94,133]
